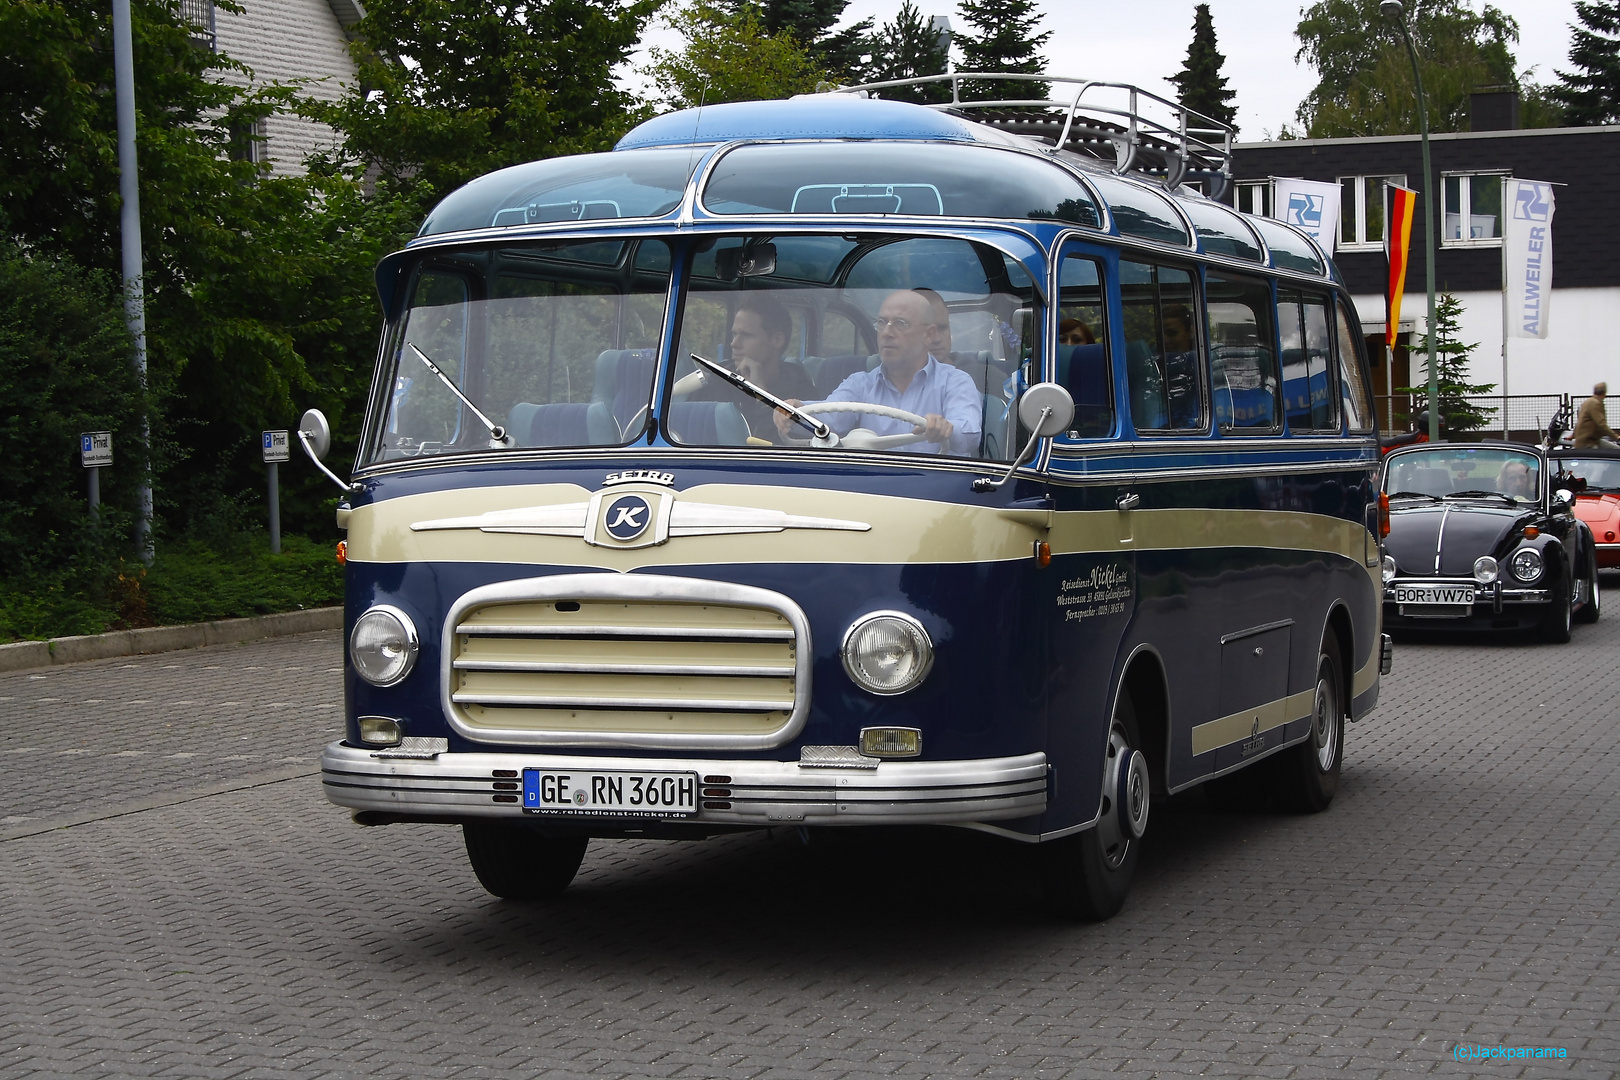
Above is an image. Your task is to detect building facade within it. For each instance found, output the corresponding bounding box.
[1231,119,1620,433]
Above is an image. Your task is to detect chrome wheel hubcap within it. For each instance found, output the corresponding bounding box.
[1312,672,1339,772]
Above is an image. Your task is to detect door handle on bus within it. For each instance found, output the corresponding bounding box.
[1116,492,1141,511]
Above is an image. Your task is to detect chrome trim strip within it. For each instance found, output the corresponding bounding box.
[321,743,1048,827]
[452,659,796,677]
[456,623,794,641]
[452,692,794,711]
[440,573,813,750]
[1219,618,1294,645]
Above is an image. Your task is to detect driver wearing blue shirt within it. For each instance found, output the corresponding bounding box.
[776,289,982,456]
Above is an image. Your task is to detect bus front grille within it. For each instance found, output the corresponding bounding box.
[449,597,800,738]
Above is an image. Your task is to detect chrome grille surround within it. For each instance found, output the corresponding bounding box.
[441,573,812,749]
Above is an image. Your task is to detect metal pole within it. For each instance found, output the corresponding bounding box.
[267,461,281,554]
[1388,9,1440,443]
[112,0,153,562]
[1500,177,1510,440]
[88,467,100,514]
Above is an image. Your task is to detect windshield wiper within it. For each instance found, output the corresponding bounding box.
[690,354,834,443]
[407,342,513,448]
[1387,490,1442,501]
[1447,489,1519,503]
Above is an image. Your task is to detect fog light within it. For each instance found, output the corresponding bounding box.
[1382,555,1397,584]
[841,611,934,695]
[358,715,402,746]
[859,727,921,758]
[351,605,419,686]
[1473,555,1499,584]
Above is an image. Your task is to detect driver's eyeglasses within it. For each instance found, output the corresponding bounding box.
[872,317,913,332]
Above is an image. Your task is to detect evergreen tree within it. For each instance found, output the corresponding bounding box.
[708,0,872,78]
[862,0,952,103]
[1397,293,1497,434]
[1552,1,1620,124]
[955,0,1051,100]
[645,1,827,109]
[1170,4,1238,134]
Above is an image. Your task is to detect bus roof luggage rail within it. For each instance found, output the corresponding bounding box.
[828,73,1233,197]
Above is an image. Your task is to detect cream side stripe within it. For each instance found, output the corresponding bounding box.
[1190,689,1315,756]
[347,483,1380,569]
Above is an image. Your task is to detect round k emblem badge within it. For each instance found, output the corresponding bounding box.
[602,493,652,542]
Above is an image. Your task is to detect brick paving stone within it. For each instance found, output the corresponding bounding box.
[1,621,1618,1078]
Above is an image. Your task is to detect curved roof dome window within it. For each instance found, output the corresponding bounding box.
[1178,198,1263,261]
[417,148,699,237]
[702,143,1101,227]
[1083,174,1189,247]
[1245,216,1327,276]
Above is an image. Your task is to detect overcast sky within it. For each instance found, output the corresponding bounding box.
[627,0,1583,139]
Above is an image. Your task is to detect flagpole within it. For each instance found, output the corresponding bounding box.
[1501,178,1510,440]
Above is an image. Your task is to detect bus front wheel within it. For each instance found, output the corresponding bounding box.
[1038,693,1146,921]
[463,823,588,900]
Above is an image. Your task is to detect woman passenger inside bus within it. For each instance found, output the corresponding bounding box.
[775,289,982,455]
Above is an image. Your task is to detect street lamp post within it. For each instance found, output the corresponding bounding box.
[1381,0,1440,442]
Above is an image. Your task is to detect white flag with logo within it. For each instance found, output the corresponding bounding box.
[1271,177,1341,253]
[1503,178,1555,339]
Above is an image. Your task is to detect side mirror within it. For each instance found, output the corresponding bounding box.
[1555,488,1575,504]
[974,383,1075,492]
[300,408,331,461]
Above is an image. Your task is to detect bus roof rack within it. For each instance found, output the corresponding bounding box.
[831,73,1233,197]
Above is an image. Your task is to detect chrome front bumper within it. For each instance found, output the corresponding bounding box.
[321,742,1048,828]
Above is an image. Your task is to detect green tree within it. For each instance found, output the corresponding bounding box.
[1552,1,1620,124]
[645,1,827,109]
[955,0,1051,100]
[1170,4,1238,134]
[1294,0,1519,137]
[861,0,952,103]
[711,0,872,78]
[1397,293,1497,434]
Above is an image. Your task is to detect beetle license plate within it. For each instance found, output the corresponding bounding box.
[1394,585,1475,605]
[522,769,697,818]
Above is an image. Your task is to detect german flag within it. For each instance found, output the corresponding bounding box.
[1385,184,1418,349]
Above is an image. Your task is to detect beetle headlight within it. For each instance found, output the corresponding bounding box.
[1509,548,1544,583]
[841,612,934,695]
[350,605,419,686]
[1473,555,1499,584]
[1382,555,1397,584]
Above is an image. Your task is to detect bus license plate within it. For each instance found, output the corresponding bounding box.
[522,769,697,818]
[1394,585,1475,605]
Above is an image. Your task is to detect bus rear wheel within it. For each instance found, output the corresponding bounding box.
[1273,629,1344,814]
[1038,692,1147,921]
[463,823,588,900]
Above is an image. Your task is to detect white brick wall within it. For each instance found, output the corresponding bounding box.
[211,0,359,176]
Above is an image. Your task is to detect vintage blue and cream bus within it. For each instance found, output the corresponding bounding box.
[307,78,1390,919]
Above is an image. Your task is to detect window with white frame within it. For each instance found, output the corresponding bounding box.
[1442,172,1506,245]
[1338,174,1406,249]
[1234,181,1271,218]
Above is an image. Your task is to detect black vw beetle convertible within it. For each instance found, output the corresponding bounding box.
[1381,441,1600,640]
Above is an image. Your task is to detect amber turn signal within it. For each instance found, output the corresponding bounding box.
[1378,492,1391,538]
[1034,540,1051,568]
[336,539,348,564]
[1523,526,1540,539]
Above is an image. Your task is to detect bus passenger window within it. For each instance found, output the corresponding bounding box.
[1207,272,1280,433]
[1279,290,1339,432]
[1056,252,1112,439]
[1336,298,1377,432]
[1120,261,1202,432]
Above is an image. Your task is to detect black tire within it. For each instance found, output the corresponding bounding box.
[1576,541,1601,624]
[1539,568,1573,643]
[463,823,588,900]
[1272,627,1345,814]
[1038,691,1145,921]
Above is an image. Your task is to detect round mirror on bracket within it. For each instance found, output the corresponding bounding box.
[299,408,332,461]
[1017,382,1076,438]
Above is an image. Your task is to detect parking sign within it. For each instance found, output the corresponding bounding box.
[81,431,112,468]
[262,430,290,463]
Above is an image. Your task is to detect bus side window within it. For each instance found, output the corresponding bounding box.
[1335,298,1377,432]
[1207,272,1280,434]
[1120,260,1203,432]
[1280,290,1339,432]
[819,309,863,358]
[1054,250,1112,439]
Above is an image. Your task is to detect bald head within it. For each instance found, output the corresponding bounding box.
[1597,382,1608,396]
[875,290,937,390]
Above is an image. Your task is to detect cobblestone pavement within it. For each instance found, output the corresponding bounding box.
[1,619,1616,1078]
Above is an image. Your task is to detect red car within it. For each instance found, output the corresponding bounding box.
[1551,448,1620,570]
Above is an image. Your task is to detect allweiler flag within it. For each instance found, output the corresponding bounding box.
[1271,177,1341,253]
[1503,178,1555,338]
[1384,183,1418,349]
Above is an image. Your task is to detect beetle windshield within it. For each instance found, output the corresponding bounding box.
[1554,456,1620,492]
[667,233,1040,461]
[1385,446,1542,503]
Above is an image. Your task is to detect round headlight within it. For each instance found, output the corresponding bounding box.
[1473,555,1499,584]
[841,612,934,695]
[350,605,419,686]
[1509,548,1544,583]
[1382,555,1397,583]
